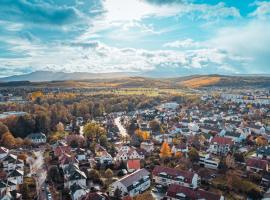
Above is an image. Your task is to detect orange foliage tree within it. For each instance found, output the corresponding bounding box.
[135,129,150,141]
[159,142,172,158]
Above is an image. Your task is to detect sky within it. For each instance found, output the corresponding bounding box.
[0,0,270,77]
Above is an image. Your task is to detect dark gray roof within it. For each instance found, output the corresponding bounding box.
[257,146,270,156]
[119,169,150,190]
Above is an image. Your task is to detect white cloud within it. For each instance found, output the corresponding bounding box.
[163,39,200,48]
[79,1,240,41]
[208,20,270,73]
[250,1,270,19]
[0,35,246,76]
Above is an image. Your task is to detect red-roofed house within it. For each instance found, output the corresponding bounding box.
[246,158,269,172]
[152,166,200,189]
[127,160,140,172]
[209,136,234,155]
[166,184,224,200]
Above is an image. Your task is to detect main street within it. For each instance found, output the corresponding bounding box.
[114,116,128,137]
[28,150,48,200]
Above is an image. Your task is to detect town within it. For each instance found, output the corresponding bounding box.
[0,87,269,200]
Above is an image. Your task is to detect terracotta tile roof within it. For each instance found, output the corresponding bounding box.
[167,184,222,200]
[127,159,140,170]
[152,166,195,184]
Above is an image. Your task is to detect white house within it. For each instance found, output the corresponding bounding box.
[70,183,89,200]
[0,147,9,159]
[26,132,47,144]
[95,150,113,165]
[7,169,24,185]
[115,147,141,161]
[199,153,220,169]
[109,169,150,197]
[209,136,234,155]
[140,141,154,153]
[75,148,86,161]
[64,168,87,189]
[188,122,200,132]
[2,154,24,172]
[152,166,200,189]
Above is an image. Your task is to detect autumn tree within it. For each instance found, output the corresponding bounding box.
[188,147,199,163]
[149,120,161,132]
[1,132,17,148]
[256,136,268,146]
[159,142,172,158]
[83,122,106,142]
[56,122,65,132]
[104,168,113,181]
[0,122,9,138]
[226,153,236,169]
[133,191,155,200]
[135,129,149,141]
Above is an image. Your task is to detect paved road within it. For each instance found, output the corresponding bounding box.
[29,150,48,200]
[114,117,128,137]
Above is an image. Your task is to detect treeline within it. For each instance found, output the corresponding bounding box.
[0,93,172,140]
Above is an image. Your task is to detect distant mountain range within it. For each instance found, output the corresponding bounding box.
[0,71,132,82]
[0,71,269,89]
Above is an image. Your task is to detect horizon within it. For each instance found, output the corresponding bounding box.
[0,0,270,76]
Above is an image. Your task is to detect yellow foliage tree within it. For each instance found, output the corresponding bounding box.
[159,142,172,158]
[135,129,150,141]
[30,91,44,101]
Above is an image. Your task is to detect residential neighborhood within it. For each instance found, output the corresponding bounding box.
[0,87,269,200]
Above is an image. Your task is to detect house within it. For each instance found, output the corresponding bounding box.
[140,141,154,153]
[75,148,87,161]
[2,154,24,172]
[54,145,71,157]
[64,166,87,189]
[26,132,47,144]
[0,180,17,194]
[246,158,269,172]
[249,124,266,135]
[115,147,141,161]
[152,166,200,189]
[209,136,234,155]
[256,146,270,159]
[70,183,89,200]
[0,147,9,159]
[59,153,79,169]
[109,168,150,197]
[188,122,199,132]
[171,144,189,156]
[199,153,220,169]
[7,169,24,185]
[166,184,224,200]
[127,160,140,172]
[95,150,113,166]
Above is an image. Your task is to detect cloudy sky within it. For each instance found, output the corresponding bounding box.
[0,0,270,77]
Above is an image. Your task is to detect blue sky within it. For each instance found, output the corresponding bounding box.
[0,0,270,77]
